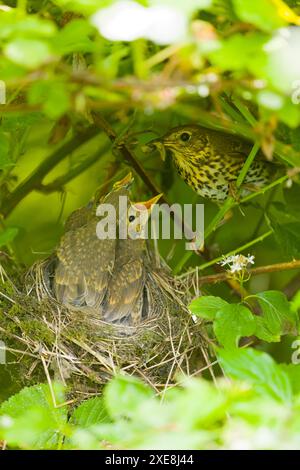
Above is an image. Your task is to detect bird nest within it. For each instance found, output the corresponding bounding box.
[0,259,212,398]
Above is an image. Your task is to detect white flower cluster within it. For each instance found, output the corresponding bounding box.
[91,1,188,45]
[219,254,255,274]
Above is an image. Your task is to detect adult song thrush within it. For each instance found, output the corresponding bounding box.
[143,125,278,202]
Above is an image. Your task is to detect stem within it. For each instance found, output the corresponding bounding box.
[195,230,272,272]
[231,95,257,126]
[91,112,167,202]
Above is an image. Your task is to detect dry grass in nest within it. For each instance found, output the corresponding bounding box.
[0,260,215,399]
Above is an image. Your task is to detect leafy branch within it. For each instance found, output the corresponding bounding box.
[188,259,300,286]
[0,126,101,217]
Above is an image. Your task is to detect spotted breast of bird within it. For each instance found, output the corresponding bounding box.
[143,125,280,203]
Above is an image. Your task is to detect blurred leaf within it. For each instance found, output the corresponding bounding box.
[0,227,19,247]
[27,81,70,118]
[232,0,287,31]
[289,128,300,151]
[167,377,227,427]
[0,383,67,449]
[104,375,154,419]
[4,38,53,69]
[276,99,300,128]
[189,295,228,319]
[1,112,45,131]
[267,206,300,257]
[291,290,300,313]
[70,396,110,427]
[0,13,56,39]
[270,219,300,257]
[208,33,267,72]
[52,19,95,54]
[150,0,212,16]
[53,0,113,15]
[280,363,300,394]
[257,90,284,110]
[284,183,300,217]
[263,27,300,94]
[214,304,256,349]
[255,316,281,342]
[218,347,293,403]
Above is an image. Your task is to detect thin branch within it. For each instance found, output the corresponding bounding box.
[194,259,300,286]
[91,112,168,202]
[194,230,273,273]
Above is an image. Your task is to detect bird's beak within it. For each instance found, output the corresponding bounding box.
[113,172,134,190]
[141,138,167,161]
[133,193,163,212]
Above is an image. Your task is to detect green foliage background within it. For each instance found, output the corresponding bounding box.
[1,0,300,450]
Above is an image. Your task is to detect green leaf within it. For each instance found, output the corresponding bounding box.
[268,208,300,257]
[208,33,267,72]
[214,304,256,349]
[273,221,300,257]
[232,0,287,32]
[54,0,113,15]
[150,0,212,16]
[52,19,95,54]
[280,363,300,395]
[257,90,284,110]
[28,81,70,118]
[70,396,110,427]
[284,183,300,218]
[0,132,11,169]
[251,290,298,338]
[218,348,293,403]
[0,227,19,247]
[104,375,154,419]
[0,14,56,40]
[4,38,53,69]
[276,98,300,128]
[263,27,300,94]
[188,295,228,320]
[254,316,280,342]
[291,290,300,314]
[0,383,67,449]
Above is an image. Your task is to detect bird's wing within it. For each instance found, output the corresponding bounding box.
[103,258,145,325]
[208,130,253,159]
[208,129,282,167]
[54,221,116,309]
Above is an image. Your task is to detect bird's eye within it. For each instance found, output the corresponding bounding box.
[128,215,135,222]
[180,132,191,142]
